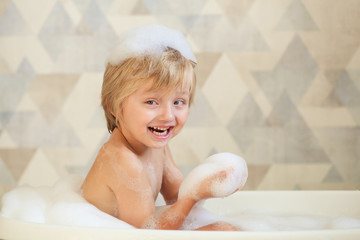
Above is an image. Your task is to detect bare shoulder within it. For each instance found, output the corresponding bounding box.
[100,141,144,180]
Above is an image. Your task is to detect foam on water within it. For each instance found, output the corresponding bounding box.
[1,175,133,229]
[1,153,360,231]
[106,24,197,66]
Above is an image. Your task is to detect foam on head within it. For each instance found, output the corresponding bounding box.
[106,24,197,66]
[178,152,248,200]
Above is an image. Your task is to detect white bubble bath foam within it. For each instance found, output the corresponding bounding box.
[1,176,359,240]
[1,151,360,240]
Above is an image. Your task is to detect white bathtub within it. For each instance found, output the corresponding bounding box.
[1,191,360,240]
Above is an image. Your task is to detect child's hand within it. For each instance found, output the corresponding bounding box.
[194,168,237,200]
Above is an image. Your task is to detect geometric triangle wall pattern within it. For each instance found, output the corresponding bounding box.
[1,0,360,198]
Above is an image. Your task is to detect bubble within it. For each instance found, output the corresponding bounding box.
[106,24,197,66]
[178,152,248,200]
[0,175,134,229]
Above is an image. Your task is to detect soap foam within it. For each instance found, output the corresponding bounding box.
[1,175,133,229]
[106,24,197,66]
[178,152,248,200]
[1,162,360,231]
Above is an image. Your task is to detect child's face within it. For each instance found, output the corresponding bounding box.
[118,80,190,150]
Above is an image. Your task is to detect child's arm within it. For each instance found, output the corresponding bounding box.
[107,149,229,230]
[160,145,183,204]
[107,153,195,229]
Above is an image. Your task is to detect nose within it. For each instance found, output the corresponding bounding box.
[158,103,174,122]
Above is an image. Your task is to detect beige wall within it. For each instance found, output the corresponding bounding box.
[1,0,360,197]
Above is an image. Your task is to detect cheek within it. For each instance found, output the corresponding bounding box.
[176,109,189,127]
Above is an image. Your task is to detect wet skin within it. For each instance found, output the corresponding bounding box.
[82,81,239,230]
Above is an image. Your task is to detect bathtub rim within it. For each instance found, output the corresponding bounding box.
[1,215,360,240]
[1,190,360,240]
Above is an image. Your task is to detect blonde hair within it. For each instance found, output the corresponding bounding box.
[101,47,197,133]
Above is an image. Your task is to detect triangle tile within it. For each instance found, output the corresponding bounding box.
[18,149,59,187]
[0,111,14,127]
[275,0,318,31]
[179,15,201,31]
[47,116,83,147]
[321,89,343,107]
[39,34,71,62]
[94,0,114,14]
[194,52,222,87]
[334,71,360,107]
[0,1,30,35]
[243,164,270,190]
[227,94,264,152]
[0,148,37,181]
[0,60,34,111]
[214,0,233,12]
[263,92,332,163]
[0,57,11,74]
[186,90,222,127]
[13,0,57,34]
[16,93,40,111]
[272,35,318,103]
[202,54,248,124]
[300,32,360,68]
[347,45,360,69]
[201,0,224,15]
[81,0,112,34]
[39,2,75,35]
[324,69,344,86]
[252,70,281,105]
[141,0,171,14]
[264,110,284,127]
[267,92,307,128]
[28,74,80,123]
[323,165,344,183]
[228,93,264,128]
[16,57,36,77]
[0,130,17,147]
[73,0,92,14]
[224,0,255,15]
[187,15,228,51]
[347,70,360,91]
[38,2,75,60]
[167,0,208,15]
[0,159,16,184]
[236,17,270,51]
[75,20,93,35]
[132,0,150,14]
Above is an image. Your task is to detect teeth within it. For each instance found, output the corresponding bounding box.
[152,127,169,131]
[149,127,170,136]
[152,129,168,136]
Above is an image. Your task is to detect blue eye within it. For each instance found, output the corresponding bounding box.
[174,100,185,106]
[145,100,156,105]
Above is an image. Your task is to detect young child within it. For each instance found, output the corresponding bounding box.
[82,25,238,230]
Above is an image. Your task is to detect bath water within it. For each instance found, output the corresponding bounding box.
[1,152,360,231]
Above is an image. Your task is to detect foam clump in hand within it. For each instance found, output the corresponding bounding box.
[106,24,197,66]
[179,152,248,200]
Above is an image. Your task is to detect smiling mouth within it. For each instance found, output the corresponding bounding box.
[148,126,172,136]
